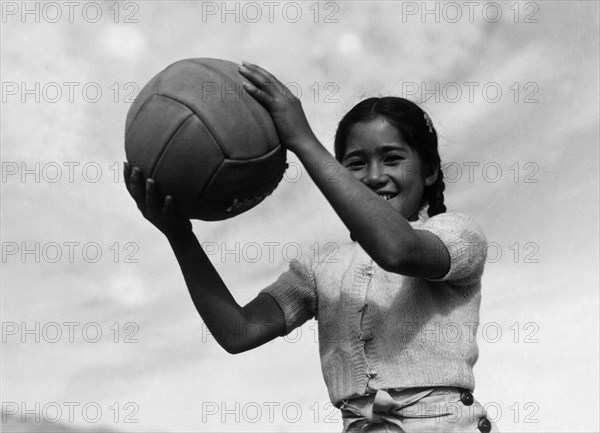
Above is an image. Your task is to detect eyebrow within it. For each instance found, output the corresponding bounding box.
[343,145,409,161]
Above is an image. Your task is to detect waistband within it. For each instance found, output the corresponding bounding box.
[339,387,494,432]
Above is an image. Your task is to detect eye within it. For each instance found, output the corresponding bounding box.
[344,159,365,170]
[385,155,404,164]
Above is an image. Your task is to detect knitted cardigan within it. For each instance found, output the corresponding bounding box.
[260,212,488,406]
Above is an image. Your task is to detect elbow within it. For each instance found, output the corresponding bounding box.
[223,343,249,355]
[221,337,254,355]
[223,345,243,355]
[219,335,260,355]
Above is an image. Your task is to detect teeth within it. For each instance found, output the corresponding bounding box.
[378,193,395,200]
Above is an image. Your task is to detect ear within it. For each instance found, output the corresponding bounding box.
[424,166,438,187]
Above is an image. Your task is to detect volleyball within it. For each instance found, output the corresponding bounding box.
[124,58,286,221]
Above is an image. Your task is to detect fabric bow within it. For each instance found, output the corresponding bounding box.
[340,388,436,432]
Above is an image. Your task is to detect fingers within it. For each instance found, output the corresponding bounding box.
[146,178,159,217]
[241,61,279,85]
[125,164,169,215]
[129,166,140,195]
[239,62,288,105]
[242,81,273,107]
[163,195,175,216]
[129,166,146,211]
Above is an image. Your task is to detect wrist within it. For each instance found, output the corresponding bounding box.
[165,226,195,244]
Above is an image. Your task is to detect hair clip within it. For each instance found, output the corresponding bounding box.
[423,112,434,134]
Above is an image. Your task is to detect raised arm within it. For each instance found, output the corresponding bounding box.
[239,63,450,279]
[124,163,285,354]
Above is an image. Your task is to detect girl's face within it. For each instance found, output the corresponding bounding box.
[341,117,436,221]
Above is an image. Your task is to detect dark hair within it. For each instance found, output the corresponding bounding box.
[334,97,446,218]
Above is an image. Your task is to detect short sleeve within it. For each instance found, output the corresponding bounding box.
[417,212,488,286]
[260,257,318,335]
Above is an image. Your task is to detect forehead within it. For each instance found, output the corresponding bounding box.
[344,118,411,155]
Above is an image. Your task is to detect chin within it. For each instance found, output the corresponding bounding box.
[397,203,420,221]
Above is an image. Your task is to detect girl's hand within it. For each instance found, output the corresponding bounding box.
[124,162,192,239]
[238,62,317,155]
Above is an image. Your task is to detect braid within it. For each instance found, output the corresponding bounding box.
[426,168,447,217]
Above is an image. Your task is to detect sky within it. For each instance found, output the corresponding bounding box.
[1,1,599,432]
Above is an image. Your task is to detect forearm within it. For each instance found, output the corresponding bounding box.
[238,62,414,266]
[294,139,420,269]
[125,159,282,351]
[166,231,253,353]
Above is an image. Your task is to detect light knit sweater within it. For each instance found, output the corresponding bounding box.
[260,212,488,407]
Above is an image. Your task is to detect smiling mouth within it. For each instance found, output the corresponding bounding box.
[377,192,398,201]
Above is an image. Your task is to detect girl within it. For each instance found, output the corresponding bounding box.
[124,62,498,432]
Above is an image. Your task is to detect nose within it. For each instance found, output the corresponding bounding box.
[362,162,387,189]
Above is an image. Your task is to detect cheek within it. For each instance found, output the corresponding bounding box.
[396,170,427,197]
[403,160,425,180]
[391,162,422,185]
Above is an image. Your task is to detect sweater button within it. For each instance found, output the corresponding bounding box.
[477,417,491,433]
[365,266,374,276]
[460,390,474,406]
